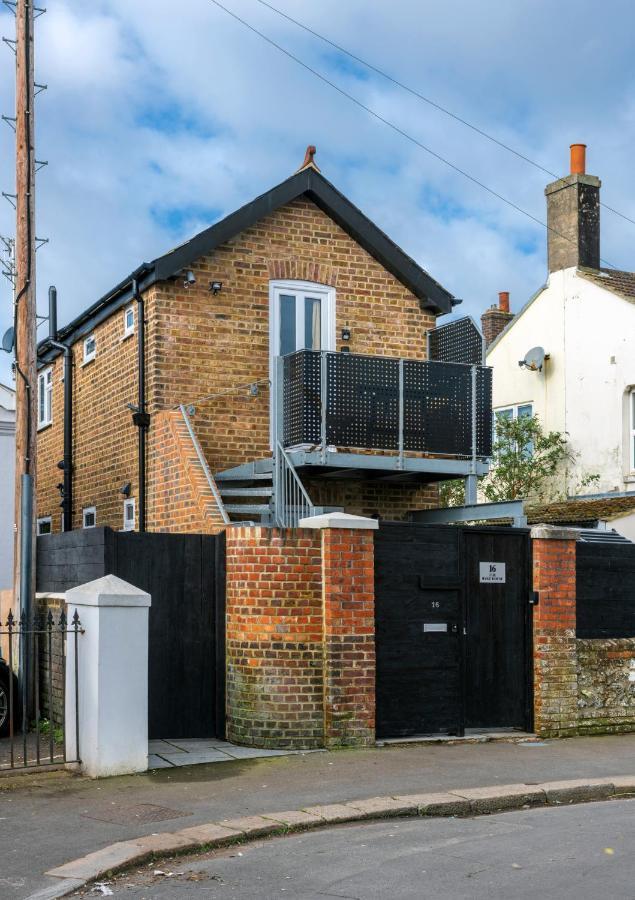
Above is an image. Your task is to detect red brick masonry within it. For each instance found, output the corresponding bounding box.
[225,526,376,749]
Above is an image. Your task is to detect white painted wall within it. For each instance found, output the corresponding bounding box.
[0,383,16,591]
[487,268,635,496]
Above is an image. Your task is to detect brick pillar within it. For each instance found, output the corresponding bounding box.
[321,526,376,747]
[531,525,578,737]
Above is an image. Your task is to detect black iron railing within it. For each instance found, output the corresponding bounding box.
[278,349,493,459]
[0,610,82,770]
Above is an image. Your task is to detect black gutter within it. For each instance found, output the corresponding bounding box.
[48,287,73,532]
[131,267,151,532]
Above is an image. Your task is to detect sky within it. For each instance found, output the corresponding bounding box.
[0,0,634,386]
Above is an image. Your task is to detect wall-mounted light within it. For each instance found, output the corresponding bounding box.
[119,482,131,498]
[249,383,259,397]
[184,270,196,288]
[341,327,351,341]
[210,281,223,295]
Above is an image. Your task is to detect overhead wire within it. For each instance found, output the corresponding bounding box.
[253,0,635,230]
[207,0,620,270]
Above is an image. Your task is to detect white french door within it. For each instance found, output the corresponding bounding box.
[269,280,336,445]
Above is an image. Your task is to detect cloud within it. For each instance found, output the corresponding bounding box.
[0,0,634,387]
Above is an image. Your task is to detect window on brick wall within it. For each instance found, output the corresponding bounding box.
[37,367,53,429]
[82,506,96,529]
[123,498,135,531]
[83,334,96,364]
[123,304,135,338]
[37,516,52,535]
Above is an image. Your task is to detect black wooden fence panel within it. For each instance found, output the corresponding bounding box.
[577,542,635,638]
[36,528,226,739]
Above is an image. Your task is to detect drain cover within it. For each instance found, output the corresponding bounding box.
[82,803,191,825]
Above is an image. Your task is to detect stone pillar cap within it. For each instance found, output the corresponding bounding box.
[299,512,379,530]
[530,524,579,541]
[66,574,151,608]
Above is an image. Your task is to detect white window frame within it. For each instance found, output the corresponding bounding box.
[123,304,135,338]
[494,402,534,456]
[83,334,96,364]
[37,366,53,429]
[268,280,336,446]
[37,516,52,536]
[82,506,96,529]
[630,388,635,473]
[123,497,136,531]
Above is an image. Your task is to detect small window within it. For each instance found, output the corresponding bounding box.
[123,304,135,337]
[37,367,53,429]
[37,516,52,536]
[123,498,135,531]
[82,506,96,529]
[83,334,96,364]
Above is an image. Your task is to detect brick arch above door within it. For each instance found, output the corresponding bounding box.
[266,257,338,287]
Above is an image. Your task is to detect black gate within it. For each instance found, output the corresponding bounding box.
[36,528,226,741]
[375,523,531,738]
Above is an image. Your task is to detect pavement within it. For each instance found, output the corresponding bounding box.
[73,797,635,899]
[2,733,635,899]
[148,737,309,769]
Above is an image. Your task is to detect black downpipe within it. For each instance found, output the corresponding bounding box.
[132,276,149,532]
[49,287,73,532]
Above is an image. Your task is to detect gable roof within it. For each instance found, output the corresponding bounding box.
[38,168,454,364]
[578,267,635,304]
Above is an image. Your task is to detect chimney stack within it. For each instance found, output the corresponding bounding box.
[482,291,514,347]
[545,143,600,273]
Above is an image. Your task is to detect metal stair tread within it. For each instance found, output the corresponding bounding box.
[225,503,272,515]
[219,487,273,497]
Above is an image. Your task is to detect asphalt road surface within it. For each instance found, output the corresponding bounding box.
[77,797,635,899]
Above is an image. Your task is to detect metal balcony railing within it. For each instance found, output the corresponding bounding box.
[274,350,493,463]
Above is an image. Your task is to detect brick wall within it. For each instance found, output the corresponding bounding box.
[225,524,376,749]
[37,196,440,532]
[225,527,324,749]
[35,593,66,728]
[532,529,578,736]
[322,528,375,747]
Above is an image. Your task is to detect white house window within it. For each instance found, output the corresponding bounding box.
[83,334,96,364]
[123,498,136,531]
[82,506,96,529]
[37,367,53,428]
[269,281,335,359]
[123,304,135,337]
[37,516,52,536]
[494,403,534,456]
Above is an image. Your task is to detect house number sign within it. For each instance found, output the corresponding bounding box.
[479,562,506,584]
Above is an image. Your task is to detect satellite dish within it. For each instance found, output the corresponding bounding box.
[2,326,14,354]
[519,346,546,372]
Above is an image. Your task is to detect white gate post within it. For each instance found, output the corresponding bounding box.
[65,575,151,778]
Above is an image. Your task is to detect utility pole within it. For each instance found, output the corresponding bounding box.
[13,0,37,671]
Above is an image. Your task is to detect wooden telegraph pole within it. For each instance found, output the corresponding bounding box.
[13,0,37,650]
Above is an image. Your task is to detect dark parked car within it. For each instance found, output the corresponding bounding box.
[0,658,19,738]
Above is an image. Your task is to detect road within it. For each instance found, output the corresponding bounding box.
[75,798,635,899]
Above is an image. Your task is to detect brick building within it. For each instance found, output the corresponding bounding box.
[35,150,491,535]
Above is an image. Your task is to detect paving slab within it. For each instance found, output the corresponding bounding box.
[261,809,325,828]
[218,815,285,837]
[148,755,175,769]
[131,832,195,854]
[453,783,546,812]
[175,823,243,845]
[302,802,364,823]
[157,751,234,766]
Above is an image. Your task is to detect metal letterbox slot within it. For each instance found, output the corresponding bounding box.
[423,623,448,633]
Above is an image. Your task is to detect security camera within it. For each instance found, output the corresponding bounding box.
[184,270,196,287]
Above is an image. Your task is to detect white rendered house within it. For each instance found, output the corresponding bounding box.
[484,145,635,498]
[0,381,16,590]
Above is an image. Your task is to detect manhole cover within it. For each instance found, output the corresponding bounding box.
[82,803,191,825]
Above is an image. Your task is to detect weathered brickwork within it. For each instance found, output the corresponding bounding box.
[36,197,440,532]
[322,528,375,747]
[532,535,578,737]
[225,524,376,749]
[225,527,324,749]
[577,639,635,735]
[307,478,438,521]
[35,593,65,728]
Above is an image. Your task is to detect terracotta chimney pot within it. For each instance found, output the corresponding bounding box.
[570,143,586,175]
[498,291,510,313]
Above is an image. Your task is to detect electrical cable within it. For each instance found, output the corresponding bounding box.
[253,0,635,230]
[207,0,620,270]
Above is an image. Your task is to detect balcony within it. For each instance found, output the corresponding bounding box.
[272,349,493,481]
